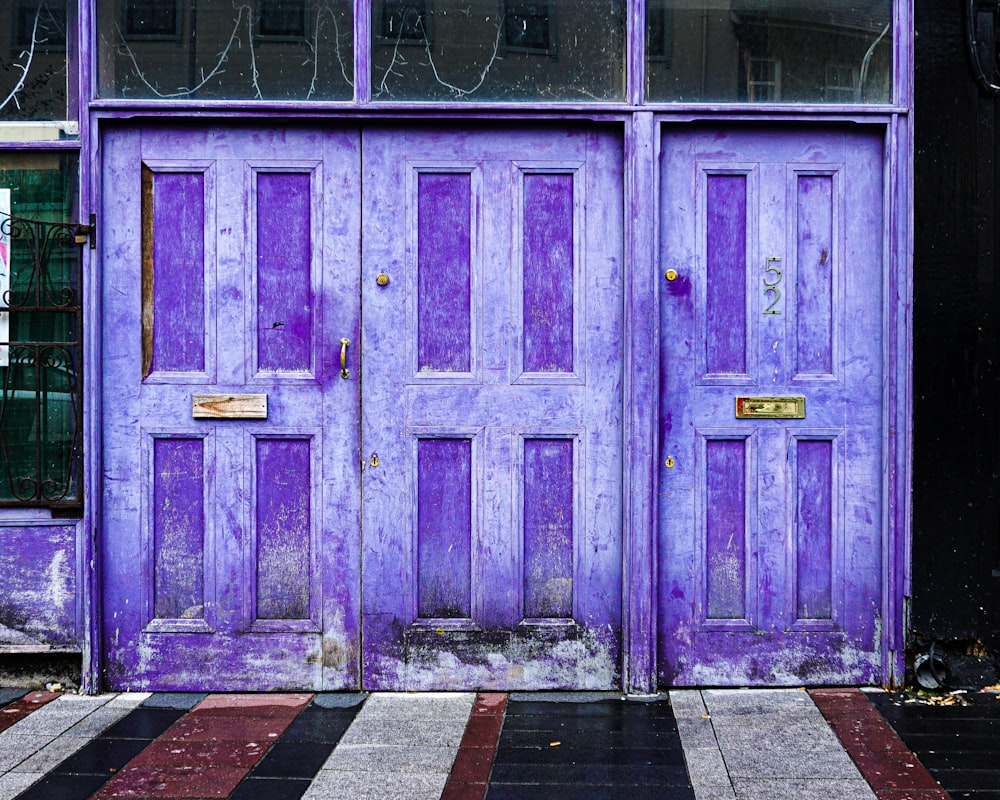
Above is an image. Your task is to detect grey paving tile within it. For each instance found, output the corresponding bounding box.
[0,734,54,772]
[683,746,734,787]
[9,734,88,773]
[670,689,710,719]
[703,689,814,717]
[362,693,473,721]
[108,692,151,707]
[676,715,721,749]
[320,743,458,774]
[338,716,467,747]
[6,696,108,736]
[303,768,448,800]
[693,786,738,800]
[61,703,135,738]
[731,778,877,800]
[0,770,42,800]
[721,747,863,780]
[711,718,842,753]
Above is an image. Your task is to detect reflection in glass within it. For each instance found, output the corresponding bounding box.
[646,0,892,103]
[1,0,75,122]
[97,0,354,100]
[0,153,81,506]
[371,0,625,101]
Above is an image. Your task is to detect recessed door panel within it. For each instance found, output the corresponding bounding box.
[658,125,884,685]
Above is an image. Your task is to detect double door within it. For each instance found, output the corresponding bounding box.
[100,124,625,691]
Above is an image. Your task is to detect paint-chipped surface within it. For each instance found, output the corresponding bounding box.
[657,126,886,685]
[0,526,77,649]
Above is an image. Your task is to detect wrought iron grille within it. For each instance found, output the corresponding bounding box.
[0,213,83,508]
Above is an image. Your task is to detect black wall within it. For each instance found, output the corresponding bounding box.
[912,0,1000,656]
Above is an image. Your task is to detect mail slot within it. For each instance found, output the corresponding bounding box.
[735,396,806,419]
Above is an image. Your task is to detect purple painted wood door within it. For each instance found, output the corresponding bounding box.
[101,127,361,690]
[361,127,624,690]
[658,126,885,685]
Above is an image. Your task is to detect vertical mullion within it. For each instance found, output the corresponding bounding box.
[628,0,646,106]
[355,0,372,103]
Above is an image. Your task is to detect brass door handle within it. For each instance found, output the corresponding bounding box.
[340,338,350,379]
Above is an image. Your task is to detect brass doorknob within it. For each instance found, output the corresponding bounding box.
[376,273,390,286]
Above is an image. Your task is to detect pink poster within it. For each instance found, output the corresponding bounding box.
[0,189,8,368]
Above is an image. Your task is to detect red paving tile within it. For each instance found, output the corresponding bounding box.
[90,766,247,798]
[126,739,269,769]
[0,691,60,733]
[441,692,507,800]
[810,689,948,800]
[441,782,490,800]
[92,693,312,800]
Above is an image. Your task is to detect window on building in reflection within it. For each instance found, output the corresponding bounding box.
[645,0,892,103]
[379,0,430,44]
[98,0,354,100]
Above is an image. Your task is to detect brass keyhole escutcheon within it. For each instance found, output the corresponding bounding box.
[376,273,390,287]
[369,453,380,468]
[665,269,678,282]
[665,456,676,468]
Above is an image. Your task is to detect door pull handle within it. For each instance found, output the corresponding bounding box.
[340,338,350,379]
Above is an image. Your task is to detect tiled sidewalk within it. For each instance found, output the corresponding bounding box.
[0,687,955,800]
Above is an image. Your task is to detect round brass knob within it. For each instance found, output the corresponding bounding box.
[376,273,390,287]
[665,269,678,282]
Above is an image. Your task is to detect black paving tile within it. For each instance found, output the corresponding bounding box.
[499,714,680,734]
[488,762,690,785]
[52,737,149,775]
[279,707,355,743]
[487,784,696,800]
[99,706,186,739]
[141,692,207,710]
[250,740,335,778]
[493,745,686,766]
[874,691,1000,800]
[13,772,108,800]
[229,777,312,800]
[498,728,683,750]
[0,688,28,706]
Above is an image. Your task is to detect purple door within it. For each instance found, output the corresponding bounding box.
[101,127,361,690]
[361,127,624,689]
[658,126,885,685]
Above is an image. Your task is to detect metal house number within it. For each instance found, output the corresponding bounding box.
[763,256,782,315]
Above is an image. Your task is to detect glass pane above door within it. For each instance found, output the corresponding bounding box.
[97,0,354,100]
[370,0,626,101]
[646,0,892,103]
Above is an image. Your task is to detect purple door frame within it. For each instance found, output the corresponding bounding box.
[68,2,912,693]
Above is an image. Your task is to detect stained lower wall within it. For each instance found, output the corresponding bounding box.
[0,524,79,650]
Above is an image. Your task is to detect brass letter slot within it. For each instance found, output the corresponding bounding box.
[192,394,268,420]
[735,396,805,419]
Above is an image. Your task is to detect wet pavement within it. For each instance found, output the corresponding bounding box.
[0,686,973,800]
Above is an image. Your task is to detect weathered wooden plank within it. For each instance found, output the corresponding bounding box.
[191,394,267,419]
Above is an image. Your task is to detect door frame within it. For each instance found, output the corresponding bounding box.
[86,112,911,692]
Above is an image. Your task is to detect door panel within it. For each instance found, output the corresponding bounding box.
[361,127,624,690]
[658,126,884,685]
[101,127,361,690]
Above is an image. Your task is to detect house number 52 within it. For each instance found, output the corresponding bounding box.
[763,256,782,315]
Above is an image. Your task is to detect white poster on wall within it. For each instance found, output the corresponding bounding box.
[0,189,9,368]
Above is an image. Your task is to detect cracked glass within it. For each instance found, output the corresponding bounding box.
[0,0,76,124]
[97,0,354,100]
[646,0,892,103]
[371,1,626,101]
